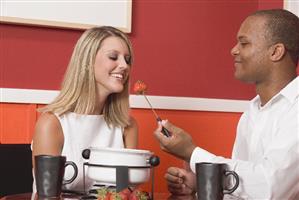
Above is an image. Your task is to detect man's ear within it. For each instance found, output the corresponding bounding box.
[269,43,286,62]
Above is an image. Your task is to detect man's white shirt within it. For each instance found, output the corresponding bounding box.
[190,76,299,199]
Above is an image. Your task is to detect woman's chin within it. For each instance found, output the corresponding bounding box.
[111,86,124,94]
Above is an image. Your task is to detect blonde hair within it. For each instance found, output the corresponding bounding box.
[40,26,133,128]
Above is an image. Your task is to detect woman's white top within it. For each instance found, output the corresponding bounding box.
[32,112,124,193]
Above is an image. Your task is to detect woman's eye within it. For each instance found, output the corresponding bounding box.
[109,55,117,61]
[108,54,131,65]
[125,56,131,65]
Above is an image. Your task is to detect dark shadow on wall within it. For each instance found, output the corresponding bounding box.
[0,144,33,197]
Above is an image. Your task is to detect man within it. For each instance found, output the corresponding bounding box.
[154,9,299,199]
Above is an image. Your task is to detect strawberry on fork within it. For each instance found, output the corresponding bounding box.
[133,80,147,95]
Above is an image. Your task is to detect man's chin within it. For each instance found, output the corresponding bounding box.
[234,73,243,81]
[234,74,255,83]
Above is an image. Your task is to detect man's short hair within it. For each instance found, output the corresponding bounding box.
[251,9,299,64]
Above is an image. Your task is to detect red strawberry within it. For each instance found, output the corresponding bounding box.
[133,80,147,94]
[119,188,131,200]
[110,188,131,200]
[99,188,131,200]
[108,191,120,200]
[105,192,112,200]
[129,193,139,200]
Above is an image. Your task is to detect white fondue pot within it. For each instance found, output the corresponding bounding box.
[82,147,159,186]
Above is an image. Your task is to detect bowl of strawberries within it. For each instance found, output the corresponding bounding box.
[96,187,150,200]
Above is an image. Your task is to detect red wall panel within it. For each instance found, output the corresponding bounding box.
[1,1,286,100]
[130,0,259,100]
[0,25,81,90]
[0,0,276,100]
[258,0,283,9]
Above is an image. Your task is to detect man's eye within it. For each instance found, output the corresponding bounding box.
[239,42,248,46]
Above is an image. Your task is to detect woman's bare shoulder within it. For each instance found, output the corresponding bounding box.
[33,112,64,155]
[123,116,138,148]
[35,112,63,138]
[129,116,138,128]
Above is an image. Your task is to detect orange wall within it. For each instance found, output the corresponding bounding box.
[0,102,241,192]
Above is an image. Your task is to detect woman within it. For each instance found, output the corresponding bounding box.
[32,26,138,192]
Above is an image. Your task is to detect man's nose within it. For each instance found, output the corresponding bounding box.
[231,44,239,56]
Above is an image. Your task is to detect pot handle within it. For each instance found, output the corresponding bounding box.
[82,149,90,159]
[149,155,160,167]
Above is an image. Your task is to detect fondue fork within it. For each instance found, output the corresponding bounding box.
[134,80,171,137]
[142,92,171,137]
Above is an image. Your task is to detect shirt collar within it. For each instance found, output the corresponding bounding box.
[252,76,299,109]
[279,76,299,103]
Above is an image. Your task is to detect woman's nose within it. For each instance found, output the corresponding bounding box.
[119,57,129,69]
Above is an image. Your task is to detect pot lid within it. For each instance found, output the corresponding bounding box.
[89,147,153,155]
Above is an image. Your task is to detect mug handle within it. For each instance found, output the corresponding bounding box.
[63,161,78,185]
[223,170,239,194]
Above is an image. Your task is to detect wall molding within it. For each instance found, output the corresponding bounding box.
[0,88,249,112]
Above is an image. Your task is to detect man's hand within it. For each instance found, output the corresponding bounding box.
[154,120,196,161]
[165,167,196,195]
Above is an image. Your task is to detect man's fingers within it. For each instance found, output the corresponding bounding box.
[154,127,171,147]
[167,167,181,174]
[167,186,183,195]
[165,167,196,196]
[165,172,183,183]
[161,120,177,133]
[167,167,185,177]
[153,125,165,144]
[167,181,183,189]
